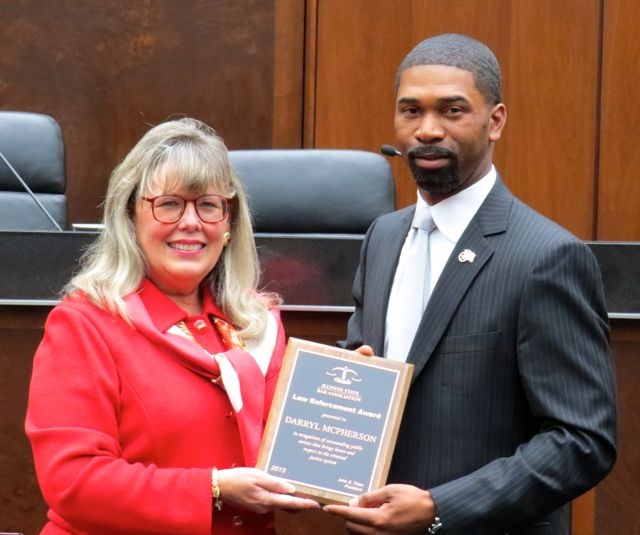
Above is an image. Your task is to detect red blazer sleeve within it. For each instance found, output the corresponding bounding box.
[25,303,213,534]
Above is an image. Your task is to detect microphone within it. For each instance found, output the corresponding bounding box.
[0,151,63,231]
[380,144,402,157]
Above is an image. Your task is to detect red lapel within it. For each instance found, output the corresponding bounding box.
[124,290,266,467]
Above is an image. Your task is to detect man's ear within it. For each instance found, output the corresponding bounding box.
[488,103,507,142]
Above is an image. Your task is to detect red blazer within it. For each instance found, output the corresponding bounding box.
[26,280,286,534]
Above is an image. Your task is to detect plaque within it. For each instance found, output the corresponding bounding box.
[257,338,413,504]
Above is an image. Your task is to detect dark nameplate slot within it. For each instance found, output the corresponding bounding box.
[586,242,640,315]
[256,234,362,308]
[0,231,96,301]
[0,231,363,307]
[0,232,637,315]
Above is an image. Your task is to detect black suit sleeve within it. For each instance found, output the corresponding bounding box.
[340,220,376,350]
[429,239,617,532]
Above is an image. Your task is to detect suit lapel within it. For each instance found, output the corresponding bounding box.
[406,178,513,381]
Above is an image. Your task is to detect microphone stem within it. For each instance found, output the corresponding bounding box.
[380,145,402,157]
[0,151,63,231]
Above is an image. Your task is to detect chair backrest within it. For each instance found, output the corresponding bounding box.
[229,149,395,234]
[0,111,67,230]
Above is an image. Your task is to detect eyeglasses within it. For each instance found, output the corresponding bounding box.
[142,194,231,224]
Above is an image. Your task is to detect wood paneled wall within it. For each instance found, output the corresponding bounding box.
[0,0,305,225]
[1,0,636,238]
[594,321,640,534]
[308,0,605,240]
[1,1,638,534]
[598,0,640,240]
[0,309,49,535]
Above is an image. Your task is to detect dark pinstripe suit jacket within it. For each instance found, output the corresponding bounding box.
[344,178,617,535]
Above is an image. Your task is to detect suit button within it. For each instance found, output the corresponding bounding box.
[232,515,243,527]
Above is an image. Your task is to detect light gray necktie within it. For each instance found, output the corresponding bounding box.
[385,207,436,362]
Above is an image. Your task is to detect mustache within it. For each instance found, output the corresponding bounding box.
[408,146,457,160]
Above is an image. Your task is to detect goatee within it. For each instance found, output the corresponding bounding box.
[408,146,460,195]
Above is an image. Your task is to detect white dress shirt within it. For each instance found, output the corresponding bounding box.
[384,166,497,361]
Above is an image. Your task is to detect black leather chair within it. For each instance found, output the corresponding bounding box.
[0,111,67,230]
[230,149,395,233]
[230,149,395,307]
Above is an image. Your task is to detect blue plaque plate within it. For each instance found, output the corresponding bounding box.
[257,338,413,504]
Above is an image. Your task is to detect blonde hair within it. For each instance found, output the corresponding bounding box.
[66,118,278,340]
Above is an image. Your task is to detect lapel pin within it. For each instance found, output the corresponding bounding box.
[458,249,476,263]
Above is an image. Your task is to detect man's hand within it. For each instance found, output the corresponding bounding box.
[218,467,320,514]
[323,484,436,534]
[354,345,374,357]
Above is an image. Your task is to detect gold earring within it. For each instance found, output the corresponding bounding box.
[222,231,231,246]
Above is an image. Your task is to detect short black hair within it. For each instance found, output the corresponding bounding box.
[396,33,502,105]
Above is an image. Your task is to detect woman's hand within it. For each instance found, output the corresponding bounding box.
[217,467,320,514]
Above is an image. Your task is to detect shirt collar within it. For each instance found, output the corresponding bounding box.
[415,165,496,243]
[137,278,230,332]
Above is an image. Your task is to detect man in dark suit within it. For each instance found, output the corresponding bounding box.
[325,34,616,534]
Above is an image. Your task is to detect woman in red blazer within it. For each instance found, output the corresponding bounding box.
[26,118,319,534]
